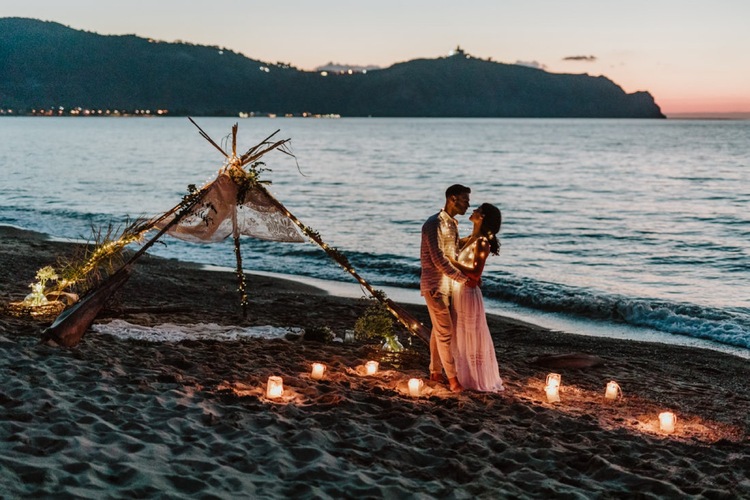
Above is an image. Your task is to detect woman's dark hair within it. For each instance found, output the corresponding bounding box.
[479,203,502,255]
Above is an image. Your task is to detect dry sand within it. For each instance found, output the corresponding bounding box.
[1,226,748,498]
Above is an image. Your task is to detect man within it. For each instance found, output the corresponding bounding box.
[420,184,474,393]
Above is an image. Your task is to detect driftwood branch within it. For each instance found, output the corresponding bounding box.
[188,117,227,157]
[255,184,431,345]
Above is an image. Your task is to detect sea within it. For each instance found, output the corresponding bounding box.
[1,116,748,357]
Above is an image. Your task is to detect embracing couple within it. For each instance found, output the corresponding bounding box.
[420,184,505,394]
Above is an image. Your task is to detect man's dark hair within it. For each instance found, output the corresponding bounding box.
[445,184,471,199]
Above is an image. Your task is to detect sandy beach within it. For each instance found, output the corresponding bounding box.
[1,225,748,498]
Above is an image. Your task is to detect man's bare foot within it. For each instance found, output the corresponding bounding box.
[448,377,463,393]
[430,373,444,383]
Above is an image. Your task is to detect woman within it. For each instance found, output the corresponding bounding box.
[449,203,505,392]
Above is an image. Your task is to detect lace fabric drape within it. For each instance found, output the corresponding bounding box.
[157,172,304,243]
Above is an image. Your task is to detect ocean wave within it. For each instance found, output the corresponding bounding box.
[481,275,750,349]
[234,243,750,351]
[149,240,750,350]
[7,208,750,351]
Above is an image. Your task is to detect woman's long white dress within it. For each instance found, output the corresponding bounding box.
[452,240,505,392]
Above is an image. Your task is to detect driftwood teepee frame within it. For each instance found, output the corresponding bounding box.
[41,120,431,347]
[187,120,431,344]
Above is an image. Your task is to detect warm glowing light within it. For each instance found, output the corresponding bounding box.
[545,384,560,403]
[365,361,379,375]
[604,381,621,401]
[545,373,561,403]
[546,373,561,388]
[266,376,283,399]
[311,363,326,380]
[659,412,676,433]
[408,378,423,397]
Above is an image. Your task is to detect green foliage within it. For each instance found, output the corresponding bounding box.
[54,221,141,296]
[354,299,395,343]
[304,325,334,343]
[231,160,271,204]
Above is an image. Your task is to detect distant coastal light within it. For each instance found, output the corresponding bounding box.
[14,107,169,117]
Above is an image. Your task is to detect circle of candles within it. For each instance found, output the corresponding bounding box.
[266,376,284,399]
[408,378,423,397]
[604,381,621,401]
[311,362,326,380]
[365,360,379,375]
[659,412,676,433]
[544,373,561,403]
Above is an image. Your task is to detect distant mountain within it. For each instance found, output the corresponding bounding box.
[0,18,665,118]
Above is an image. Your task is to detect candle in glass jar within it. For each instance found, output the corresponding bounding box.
[365,360,379,375]
[604,381,621,400]
[408,378,423,397]
[311,363,326,380]
[659,412,676,433]
[544,373,561,403]
[266,376,283,399]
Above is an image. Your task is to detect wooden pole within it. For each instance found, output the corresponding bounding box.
[256,184,431,345]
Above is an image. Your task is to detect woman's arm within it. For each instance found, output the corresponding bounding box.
[449,239,489,280]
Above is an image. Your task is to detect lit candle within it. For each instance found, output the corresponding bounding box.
[266,376,283,399]
[545,384,560,403]
[365,360,379,375]
[408,378,423,397]
[545,373,561,403]
[659,412,676,433]
[604,381,621,401]
[311,363,326,380]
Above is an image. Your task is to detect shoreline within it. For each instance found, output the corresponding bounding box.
[205,266,750,360]
[26,225,750,360]
[1,225,749,496]
[35,224,748,358]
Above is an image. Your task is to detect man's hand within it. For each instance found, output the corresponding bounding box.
[465,276,483,288]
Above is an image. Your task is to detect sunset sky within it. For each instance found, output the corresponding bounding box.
[3,0,749,116]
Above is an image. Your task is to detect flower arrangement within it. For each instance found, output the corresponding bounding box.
[354,298,405,352]
[23,266,58,306]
